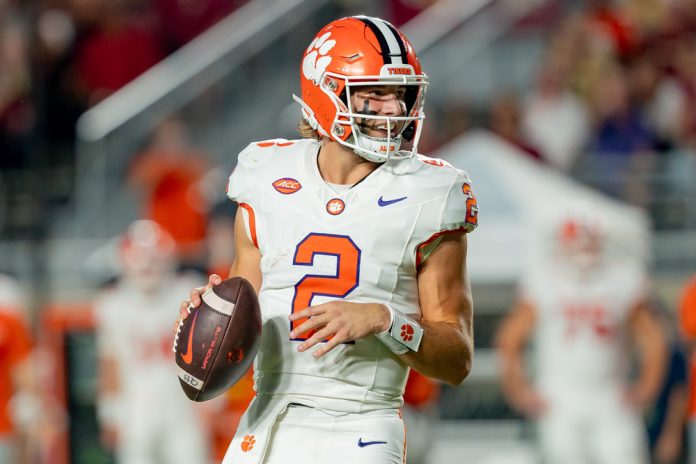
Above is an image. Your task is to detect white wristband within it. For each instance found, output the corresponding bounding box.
[375,305,423,354]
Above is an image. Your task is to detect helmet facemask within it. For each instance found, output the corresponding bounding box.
[325,72,427,163]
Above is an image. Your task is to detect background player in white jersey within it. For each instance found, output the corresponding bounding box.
[177,15,479,464]
[496,211,666,464]
[95,220,211,464]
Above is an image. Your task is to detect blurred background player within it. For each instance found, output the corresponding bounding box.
[127,117,213,272]
[680,274,696,464]
[401,371,440,464]
[0,274,37,464]
[645,295,690,464]
[94,220,211,464]
[495,210,667,464]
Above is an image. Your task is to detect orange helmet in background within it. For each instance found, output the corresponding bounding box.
[294,16,428,163]
[119,220,177,292]
[556,209,607,271]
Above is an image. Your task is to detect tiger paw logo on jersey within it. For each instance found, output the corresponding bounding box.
[400,324,414,342]
[302,32,336,84]
[273,178,302,194]
[326,198,345,215]
[241,435,256,452]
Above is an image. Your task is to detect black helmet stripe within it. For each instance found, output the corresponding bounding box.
[356,16,407,65]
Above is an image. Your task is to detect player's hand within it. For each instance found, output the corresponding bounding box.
[509,386,548,418]
[289,301,391,358]
[173,274,223,334]
[622,385,653,410]
[654,428,683,464]
[100,425,119,450]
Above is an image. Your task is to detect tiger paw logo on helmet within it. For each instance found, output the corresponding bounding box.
[302,32,336,84]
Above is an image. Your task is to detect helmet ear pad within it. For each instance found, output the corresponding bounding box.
[308,76,353,142]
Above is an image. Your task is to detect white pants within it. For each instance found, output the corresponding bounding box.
[116,395,209,464]
[537,389,648,464]
[224,396,406,464]
[0,435,17,464]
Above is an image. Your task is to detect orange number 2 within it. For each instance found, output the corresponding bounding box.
[291,233,361,341]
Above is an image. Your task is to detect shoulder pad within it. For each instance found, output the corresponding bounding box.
[416,154,454,168]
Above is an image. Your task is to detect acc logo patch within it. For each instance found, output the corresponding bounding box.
[273,178,302,194]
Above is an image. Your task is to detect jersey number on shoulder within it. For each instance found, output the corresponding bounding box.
[462,183,478,226]
[291,233,361,341]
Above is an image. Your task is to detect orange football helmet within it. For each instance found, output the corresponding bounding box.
[120,220,176,290]
[293,16,428,162]
[557,209,606,270]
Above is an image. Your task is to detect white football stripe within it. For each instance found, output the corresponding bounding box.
[178,367,204,390]
[364,17,404,65]
[202,289,236,316]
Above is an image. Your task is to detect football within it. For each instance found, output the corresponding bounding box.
[173,276,261,402]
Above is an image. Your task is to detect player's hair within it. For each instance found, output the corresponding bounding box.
[297,118,321,140]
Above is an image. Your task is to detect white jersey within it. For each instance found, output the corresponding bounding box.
[94,275,202,412]
[226,138,477,413]
[94,274,210,464]
[521,260,647,397]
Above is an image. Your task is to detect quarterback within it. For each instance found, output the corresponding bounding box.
[179,16,478,463]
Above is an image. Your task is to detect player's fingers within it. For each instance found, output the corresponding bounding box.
[289,315,327,339]
[297,327,333,353]
[190,287,206,307]
[179,303,192,319]
[288,308,310,321]
[209,274,223,287]
[312,331,344,358]
[289,303,326,321]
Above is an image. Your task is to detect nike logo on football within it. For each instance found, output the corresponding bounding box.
[357,438,387,448]
[377,195,407,207]
[180,310,199,365]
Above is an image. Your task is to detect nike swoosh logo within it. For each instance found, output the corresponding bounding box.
[180,310,199,365]
[357,438,387,448]
[377,196,407,207]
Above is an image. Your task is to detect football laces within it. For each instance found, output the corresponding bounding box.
[172,304,193,353]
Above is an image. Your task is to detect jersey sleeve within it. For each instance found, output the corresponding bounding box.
[226,143,264,249]
[440,170,478,233]
[415,170,478,266]
[226,143,258,205]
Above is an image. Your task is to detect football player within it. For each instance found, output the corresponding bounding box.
[0,274,35,463]
[496,211,667,464]
[96,220,211,464]
[679,275,696,464]
[178,16,478,464]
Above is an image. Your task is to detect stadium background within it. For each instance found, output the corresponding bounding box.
[1,0,695,462]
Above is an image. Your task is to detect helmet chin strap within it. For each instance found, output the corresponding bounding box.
[349,104,402,162]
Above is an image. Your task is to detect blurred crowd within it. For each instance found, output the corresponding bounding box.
[0,0,248,237]
[422,0,696,229]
